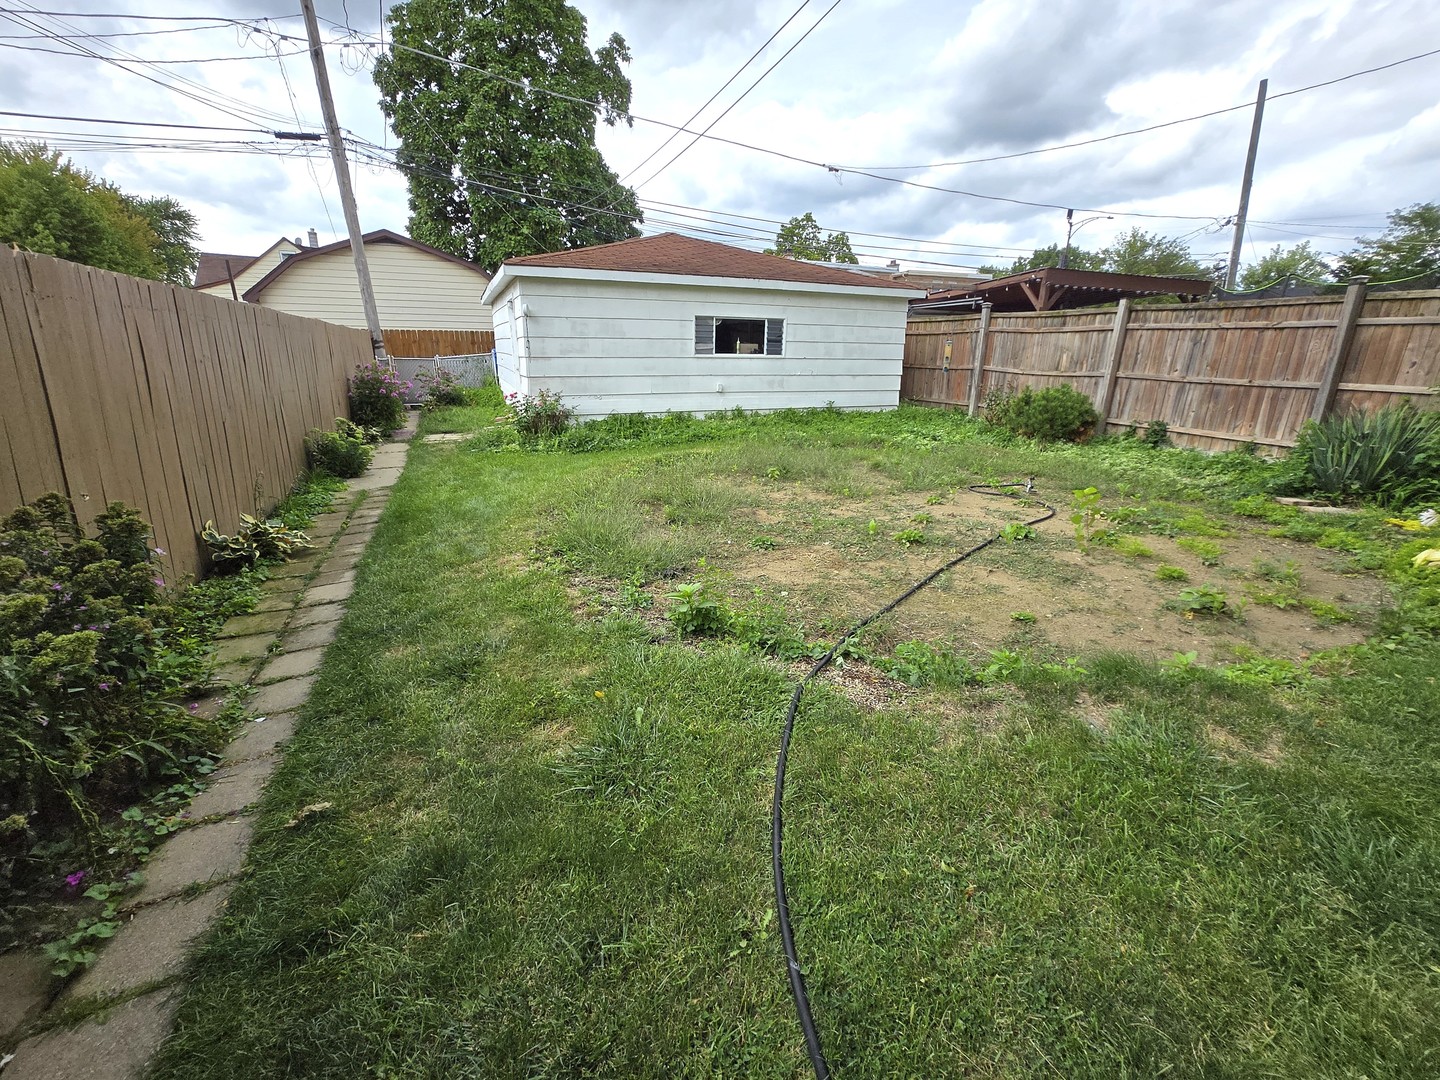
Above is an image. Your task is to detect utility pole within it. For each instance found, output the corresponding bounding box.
[1224,78,1267,292]
[1060,209,1074,269]
[300,0,386,360]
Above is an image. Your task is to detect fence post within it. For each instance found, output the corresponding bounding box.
[967,302,993,416]
[1095,298,1132,431]
[1309,275,1370,423]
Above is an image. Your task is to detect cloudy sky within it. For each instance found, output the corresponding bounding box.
[2,0,1437,278]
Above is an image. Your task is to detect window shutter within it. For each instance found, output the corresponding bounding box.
[764,319,784,356]
[694,316,715,355]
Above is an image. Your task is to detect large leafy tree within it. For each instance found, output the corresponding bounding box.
[1097,228,1207,278]
[979,243,1103,278]
[1334,202,1440,282]
[765,212,857,263]
[1238,241,1332,291]
[0,141,197,283]
[375,0,642,269]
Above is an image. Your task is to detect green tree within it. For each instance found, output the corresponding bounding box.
[0,141,181,280]
[1097,228,1206,278]
[1238,241,1332,291]
[1334,202,1440,282]
[125,195,200,286]
[765,212,857,263]
[978,243,1102,278]
[374,0,642,269]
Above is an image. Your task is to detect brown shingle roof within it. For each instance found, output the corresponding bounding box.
[193,251,256,289]
[504,232,918,290]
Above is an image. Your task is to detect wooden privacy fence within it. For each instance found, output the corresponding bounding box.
[382,327,494,357]
[1,248,374,584]
[902,284,1440,451]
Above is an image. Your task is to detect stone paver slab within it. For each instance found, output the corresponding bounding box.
[222,712,299,763]
[256,648,325,683]
[292,602,345,627]
[348,468,404,491]
[252,592,298,614]
[303,580,356,605]
[260,575,305,595]
[267,559,319,580]
[330,544,368,562]
[68,887,232,1001]
[421,432,468,443]
[0,951,54,1041]
[4,988,179,1080]
[216,610,289,638]
[320,551,362,573]
[280,621,339,653]
[212,661,257,687]
[213,634,273,666]
[312,569,356,590]
[184,755,278,819]
[249,674,316,715]
[130,818,252,906]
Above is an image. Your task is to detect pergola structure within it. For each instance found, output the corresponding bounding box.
[910,266,1213,313]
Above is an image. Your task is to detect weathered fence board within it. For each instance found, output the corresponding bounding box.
[904,289,1440,451]
[0,249,373,583]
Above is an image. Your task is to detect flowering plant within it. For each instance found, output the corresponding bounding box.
[0,494,221,893]
[415,366,467,410]
[348,360,411,435]
[506,388,575,437]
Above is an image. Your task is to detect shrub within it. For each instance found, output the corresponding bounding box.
[305,418,374,478]
[507,388,575,438]
[665,582,729,636]
[201,515,311,573]
[1287,403,1440,506]
[414,366,467,410]
[0,494,226,877]
[986,384,1098,442]
[348,360,410,435]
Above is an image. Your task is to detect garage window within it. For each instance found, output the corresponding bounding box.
[695,316,783,356]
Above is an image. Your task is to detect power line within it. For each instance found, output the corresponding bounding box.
[617,0,813,185]
[838,45,1440,172]
[630,0,846,192]
[0,108,268,132]
[321,22,1230,225]
[0,38,307,62]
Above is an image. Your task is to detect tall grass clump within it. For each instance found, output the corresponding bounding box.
[1285,403,1440,506]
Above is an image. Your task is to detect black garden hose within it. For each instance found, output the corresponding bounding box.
[771,481,1058,1079]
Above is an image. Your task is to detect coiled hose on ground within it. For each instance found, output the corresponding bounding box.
[771,481,1059,1079]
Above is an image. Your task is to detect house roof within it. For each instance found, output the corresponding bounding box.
[502,232,919,291]
[241,229,489,302]
[910,266,1213,313]
[193,251,257,289]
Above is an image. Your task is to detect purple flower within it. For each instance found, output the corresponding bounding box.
[154,548,166,556]
[187,702,200,713]
[98,682,111,691]
[65,870,86,888]
[51,583,62,591]
[153,577,165,587]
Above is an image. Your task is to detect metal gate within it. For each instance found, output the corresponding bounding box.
[391,352,497,403]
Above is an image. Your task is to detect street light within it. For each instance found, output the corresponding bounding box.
[1060,209,1113,269]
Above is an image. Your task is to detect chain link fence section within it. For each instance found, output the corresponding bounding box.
[392,352,497,403]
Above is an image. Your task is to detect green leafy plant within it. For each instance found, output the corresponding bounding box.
[42,881,123,976]
[1176,537,1223,566]
[865,519,880,537]
[348,360,410,435]
[874,640,977,687]
[1155,564,1190,582]
[1,495,230,908]
[1141,420,1171,448]
[1100,534,1153,558]
[999,522,1036,543]
[506,389,575,438]
[1174,583,1230,617]
[619,571,652,610]
[911,511,933,525]
[201,515,311,573]
[925,494,944,506]
[1287,402,1440,506]
[986,384,1098,442]
[304,418,375,479]
[893,528,926,546]
[749,536,778,551]
[665,582,729,636]
[1010,611,1037,624]
[1070,487,1106,550]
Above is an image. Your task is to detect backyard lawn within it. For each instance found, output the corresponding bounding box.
[152,403,1440,1078]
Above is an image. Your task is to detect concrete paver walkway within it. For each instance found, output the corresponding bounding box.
[1,434,411,1080]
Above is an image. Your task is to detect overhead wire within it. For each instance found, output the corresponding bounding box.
[618,0,813,186]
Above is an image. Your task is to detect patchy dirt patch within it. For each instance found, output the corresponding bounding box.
[1205,724,1285,766]
[787,659,912,711]
[1075,690,1116,736]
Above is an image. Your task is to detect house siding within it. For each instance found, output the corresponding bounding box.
[195,241,299,299]
[252,242,492,331]
[488,275,911,417]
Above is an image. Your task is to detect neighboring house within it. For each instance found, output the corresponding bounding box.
[480,232,923,418]
[241,229,492,339]
[193,235,306,300]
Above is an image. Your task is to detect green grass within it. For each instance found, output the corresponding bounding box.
[150,407,1440,1079]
